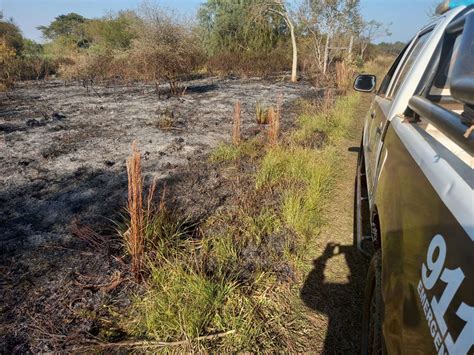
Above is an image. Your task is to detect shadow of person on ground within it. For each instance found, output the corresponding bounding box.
[301,242,369,353]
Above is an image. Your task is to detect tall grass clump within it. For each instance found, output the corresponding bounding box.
[296,93,359,144]
[255,101,269,124]
[128,262,237,341]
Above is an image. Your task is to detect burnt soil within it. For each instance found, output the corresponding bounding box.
[0,77,322,352]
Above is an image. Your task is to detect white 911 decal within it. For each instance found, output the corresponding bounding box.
[417,234,474,354]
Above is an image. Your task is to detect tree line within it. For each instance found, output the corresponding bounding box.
[0,0,392,91]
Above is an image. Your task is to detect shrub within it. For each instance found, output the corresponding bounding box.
[127,5,205,93]
[0,40,17,91]
[207,46,291,77]
[157,112,174,130]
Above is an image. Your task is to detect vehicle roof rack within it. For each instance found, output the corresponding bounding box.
[408,10,474,153]
[450,10,474,125]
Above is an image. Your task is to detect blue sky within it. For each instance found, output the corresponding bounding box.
[1,0,437,43]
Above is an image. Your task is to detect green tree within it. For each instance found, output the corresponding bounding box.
[359,20,391,59]
[0,12,23,53]
[21,39,43,57]
[198,0,288,55]
[299,0,363,73]
[85,11,138,51]
[38,13,89,47]
[254,0,298,82]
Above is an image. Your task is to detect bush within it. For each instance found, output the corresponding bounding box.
[0,40,17,91]
[207,45,291,77]
[47,7,204,91]
[127,6,204,92]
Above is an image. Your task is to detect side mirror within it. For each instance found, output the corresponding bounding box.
[354,75,376,93]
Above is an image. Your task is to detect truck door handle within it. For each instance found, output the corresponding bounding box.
[371,111,376,119]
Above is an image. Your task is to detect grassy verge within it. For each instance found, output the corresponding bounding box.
[119,92,361,351]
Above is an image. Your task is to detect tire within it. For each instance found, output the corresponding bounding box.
[361,250,385,355]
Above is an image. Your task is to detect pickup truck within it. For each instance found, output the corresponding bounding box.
[353,2,474,354]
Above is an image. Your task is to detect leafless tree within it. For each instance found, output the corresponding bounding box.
[359,20,391,59]
[298,0,363,75]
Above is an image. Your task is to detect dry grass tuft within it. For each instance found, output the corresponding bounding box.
[335,61,356,94]
[126,143,145,281]
[267,97,281,146]
[232,101,242,146]
[156,109,175,130]
[322,89,335,112]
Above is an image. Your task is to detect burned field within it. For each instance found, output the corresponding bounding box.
[0,78,319,351]
[0,78,317,248]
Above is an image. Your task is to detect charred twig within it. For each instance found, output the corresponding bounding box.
[77,330,236,350]
[70,220,107,250]
[74,271,126,293]
[39,244,96,256]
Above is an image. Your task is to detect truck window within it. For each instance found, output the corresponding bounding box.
[377,42,410,97]
[417,32,468,164]
[388,31,431,99]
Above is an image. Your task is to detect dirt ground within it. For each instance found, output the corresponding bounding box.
[300,96,371,353]
[0,77,320,352]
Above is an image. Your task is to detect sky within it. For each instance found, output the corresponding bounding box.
[1,0,437,44]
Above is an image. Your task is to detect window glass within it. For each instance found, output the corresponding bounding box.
[389,32,431,99]
[377,42,410,97]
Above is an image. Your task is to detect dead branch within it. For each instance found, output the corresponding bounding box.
[77,330,236,350]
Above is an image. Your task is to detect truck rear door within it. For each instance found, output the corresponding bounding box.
[364,30,433,202]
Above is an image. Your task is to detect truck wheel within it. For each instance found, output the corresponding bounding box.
[361,250,385,355]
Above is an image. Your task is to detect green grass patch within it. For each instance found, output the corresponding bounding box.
[281,150,336,240]
[210,139,261,163]
[123,92,361,351]
[256,94,359,241]
[294,93,359,144]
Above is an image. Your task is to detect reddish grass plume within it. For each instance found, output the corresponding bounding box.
[233,100,242,145]
[126,143,145,281]
[268,96,282,146]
